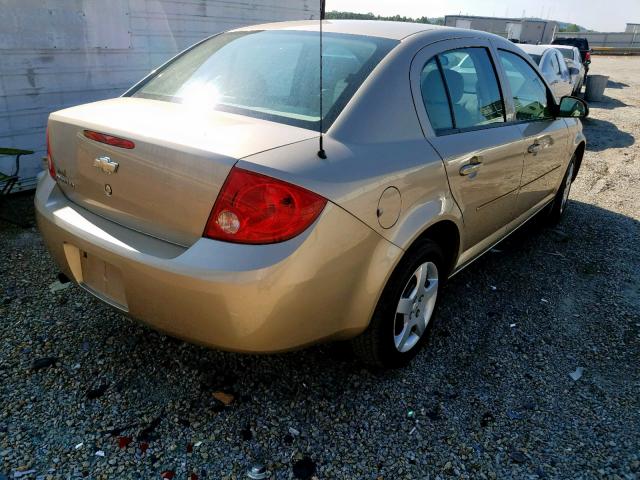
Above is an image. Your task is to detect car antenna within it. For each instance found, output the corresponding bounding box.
[317,0,327,159]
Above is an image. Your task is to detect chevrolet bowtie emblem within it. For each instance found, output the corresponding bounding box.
[93,156,119,174]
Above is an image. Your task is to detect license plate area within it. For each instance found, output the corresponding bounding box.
[79,250,128,311]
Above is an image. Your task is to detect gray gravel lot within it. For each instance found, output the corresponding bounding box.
[1,56,639,479]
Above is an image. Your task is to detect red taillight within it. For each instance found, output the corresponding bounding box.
[585,51,591,61]
[83,130,135,149]
[46,127,56,180]
[204,167,327,244]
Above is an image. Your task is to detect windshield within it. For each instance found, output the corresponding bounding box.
[129,30,397,131]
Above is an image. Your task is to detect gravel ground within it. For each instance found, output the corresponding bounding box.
[1,56,639,480]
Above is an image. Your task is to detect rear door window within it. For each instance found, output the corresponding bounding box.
[420,47,505,133]
[420,58,454,131]
[439,48,505,129]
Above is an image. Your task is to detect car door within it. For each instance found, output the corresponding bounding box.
[554,50,573,97]
[496,49,569,216]
[541,51,563,100]
[410,38,524,251]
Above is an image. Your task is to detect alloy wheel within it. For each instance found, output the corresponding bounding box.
[393,261,439,353]
[560,162,575,214]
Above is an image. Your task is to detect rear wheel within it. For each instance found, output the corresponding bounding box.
[546,156,575,224]
[351,239,445,368]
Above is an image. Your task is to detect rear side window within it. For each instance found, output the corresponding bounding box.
[498,50,553,121]
[420,47,505,133]
[130,30,397,132]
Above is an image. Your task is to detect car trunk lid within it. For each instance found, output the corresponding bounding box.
[48,97,316,246]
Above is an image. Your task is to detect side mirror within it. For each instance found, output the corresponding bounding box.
[557,96,589,118]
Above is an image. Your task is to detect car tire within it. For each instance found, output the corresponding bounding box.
[546,155,576,224]
[351,238,446,368]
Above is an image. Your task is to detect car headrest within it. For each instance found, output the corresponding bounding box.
[421,70,448,104]
[442,69,465,103]
[421,68,465,104]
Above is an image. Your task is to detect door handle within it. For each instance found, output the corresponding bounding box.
[459,159,482,176]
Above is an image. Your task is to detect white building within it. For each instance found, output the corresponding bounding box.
[626,23,640,33]
[444,15,558,45]
[0,0,318,188]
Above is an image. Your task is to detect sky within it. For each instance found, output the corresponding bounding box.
[325,0,640,32]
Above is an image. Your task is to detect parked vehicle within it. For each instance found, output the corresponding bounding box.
[518,44,574,100]
[552,37,592,75]
[37,21,588,368]
[554,45,586,95]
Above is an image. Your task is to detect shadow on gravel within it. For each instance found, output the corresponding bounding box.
[2,193,639,478]
[0,190,36,229]
[587,95,628,110]
[606,79,629,89]
[94,198,640,390]
[582,117,635,151]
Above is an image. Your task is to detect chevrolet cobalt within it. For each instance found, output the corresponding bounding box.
[36,21,588,367]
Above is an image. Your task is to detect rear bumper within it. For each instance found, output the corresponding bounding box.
[35,175,402,352]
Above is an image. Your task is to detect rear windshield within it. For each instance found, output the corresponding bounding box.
[557,48,574,60]
[528,53,542,65]
[129,30,397,131]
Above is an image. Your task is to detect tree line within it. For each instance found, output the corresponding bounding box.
[326,11,586,33]
[326,10,444,25]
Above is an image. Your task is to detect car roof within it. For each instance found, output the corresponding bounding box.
[518,44,555,55]
[232,19,469,41]
[552,45,578,52]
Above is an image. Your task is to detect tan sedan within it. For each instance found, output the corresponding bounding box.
[36,20,587,368]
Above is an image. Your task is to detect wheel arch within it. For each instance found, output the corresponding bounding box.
[403,219,461,279]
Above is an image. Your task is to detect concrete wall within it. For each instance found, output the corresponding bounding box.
[555,31,640,48]
[0,0,317,188]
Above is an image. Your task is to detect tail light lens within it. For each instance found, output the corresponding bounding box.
[585,51,591,62]
[46,127,56,180]
[204,167,327,244]
[83,130,135,149]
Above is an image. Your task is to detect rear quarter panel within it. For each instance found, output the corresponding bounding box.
[241,32,464,256]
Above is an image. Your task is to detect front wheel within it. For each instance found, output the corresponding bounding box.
[351,239,445,368]
[546,156,575,224]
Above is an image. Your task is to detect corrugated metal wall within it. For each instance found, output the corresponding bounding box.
[555,31,640,48]
[0,0,317,187]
